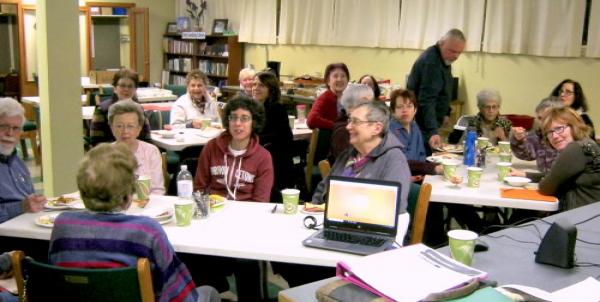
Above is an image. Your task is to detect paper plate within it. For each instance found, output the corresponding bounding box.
[35,214,58,228]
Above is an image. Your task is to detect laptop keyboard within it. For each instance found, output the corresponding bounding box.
[322,230,386,247]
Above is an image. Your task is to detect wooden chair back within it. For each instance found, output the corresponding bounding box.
[410,183,432,245]
[11,251,154,302]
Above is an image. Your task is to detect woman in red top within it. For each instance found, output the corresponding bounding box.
[306,63,350,130]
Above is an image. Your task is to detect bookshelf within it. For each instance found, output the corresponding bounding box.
[162,34,243,86]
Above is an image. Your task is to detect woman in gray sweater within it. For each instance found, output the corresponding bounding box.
[510,107,600,211]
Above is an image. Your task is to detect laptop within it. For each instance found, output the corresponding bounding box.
[302,176,401,256]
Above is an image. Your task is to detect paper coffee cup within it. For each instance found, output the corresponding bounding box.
[498,152,512,163]
[281,188,300,214]
[448,229,478,266]
[174,200,194,226]
[498,141,511,154]
[288,115,296,129]
[467,167,483,188]
[135,176,151,207]
[497,162,512,181]
[476,137,489,149]
[201,118,211,129]
[442,160,459,181]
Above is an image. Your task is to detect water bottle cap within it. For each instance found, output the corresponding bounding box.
[181,165,188,171]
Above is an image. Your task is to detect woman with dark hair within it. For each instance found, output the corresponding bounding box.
[510,107,600,211]
[358,74,381,100]
[252,71,295,201]
[550,79,595,139]
[90,68,151,146]
[306,63,350,130]
[194,96,273,202]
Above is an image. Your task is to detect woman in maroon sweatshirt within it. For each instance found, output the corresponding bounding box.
[194,96,274,202]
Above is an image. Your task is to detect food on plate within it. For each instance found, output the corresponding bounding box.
[47,196,77,207]
[37,215,56,226]
[303,202,325,213]
[449,175,463,186]
[209,194,226,211]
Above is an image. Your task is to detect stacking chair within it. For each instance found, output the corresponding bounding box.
[11,251,154,302]
[304,128,332,191]
[408,183,432,245]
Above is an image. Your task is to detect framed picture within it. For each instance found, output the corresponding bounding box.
[166,22,178,34]
[212,19,228,35]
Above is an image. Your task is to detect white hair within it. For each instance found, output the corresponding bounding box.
[439,28,466,43]
[0,97,25,126]
[477,89,502,108]
[340,83,374,111]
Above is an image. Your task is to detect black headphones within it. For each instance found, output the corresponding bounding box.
[303,215,322,230]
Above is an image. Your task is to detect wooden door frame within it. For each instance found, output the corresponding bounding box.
[130,7,149,82]
[85,2,135,75]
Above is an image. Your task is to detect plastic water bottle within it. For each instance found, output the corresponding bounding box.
[177,165,193,200]
[463,130,477,166]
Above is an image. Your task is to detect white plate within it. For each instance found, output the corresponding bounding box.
[35,214,58,228]
[426,154,459,164]
[158,217,173,225]
[435,144,463,154]
[70,202,86,210]
[44,196,81,210]
[198,128,222,138]
[300,208,324,215]
[504,176,532,187]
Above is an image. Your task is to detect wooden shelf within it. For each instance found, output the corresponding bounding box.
[165,52,195,57]
[198,55,229,59]
[205,74,228,78]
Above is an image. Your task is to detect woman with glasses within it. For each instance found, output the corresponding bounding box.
[448,89,512,145]
[108,101,164,195]
[252,71,294,202]
[194,96,274,202]
[550,79,595,139]
[510,107,600,211]
[169,69,221,129]
[90,68,151,146]
[389,89,443,180]
[312,101,410,212]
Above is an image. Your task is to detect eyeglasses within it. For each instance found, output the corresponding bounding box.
[117,84,136,89]
[113,124,140,131]
[545,125,569,138]
[228,115,252,123]
[0,124,22,133]
[559,90,574,96]
[347,117,376,126]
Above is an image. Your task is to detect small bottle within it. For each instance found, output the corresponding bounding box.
[296,104,306,123]
[463,130,477,166]
[177,165,193,200]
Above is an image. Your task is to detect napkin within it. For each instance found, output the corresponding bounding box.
[500,188,556,202]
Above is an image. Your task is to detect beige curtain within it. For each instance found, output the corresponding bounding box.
[331,0,400,48]
[279,0,336,45]
[483,0,585,57]
[397,0,485,51]
[238,0,277,44]
[586,0,600,57]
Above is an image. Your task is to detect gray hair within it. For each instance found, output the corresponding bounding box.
[439,28,466,43]
[108,100,145,126]
[477,89,502,108]
[0,97,25,126]
[354,101,390,137]
[535,96,563,113]
[238,67,256,80]
[340,83,374,111]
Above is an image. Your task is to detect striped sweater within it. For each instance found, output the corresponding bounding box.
[49,211,199,302]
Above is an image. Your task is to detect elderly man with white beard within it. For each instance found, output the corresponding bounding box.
[0,97,46,223]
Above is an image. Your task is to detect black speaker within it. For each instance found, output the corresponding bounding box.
[266,61,281,80]
[535,219,577,268]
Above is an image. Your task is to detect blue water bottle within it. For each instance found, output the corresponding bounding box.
[463,130,477,166]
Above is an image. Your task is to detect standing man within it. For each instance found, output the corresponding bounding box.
[0,97,46,223]
[407,28,466,154]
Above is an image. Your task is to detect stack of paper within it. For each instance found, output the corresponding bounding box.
[336,244,487,301]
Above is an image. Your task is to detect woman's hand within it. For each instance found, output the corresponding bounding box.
[511,127,527,141]
[495,127,508,141]
[508,168,526,177]
[434,164,444,175]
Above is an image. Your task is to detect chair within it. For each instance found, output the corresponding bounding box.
[11,250,154,302]
[318,159,330,178]
[408,183,432,245]
[304,128,332,191]
[19,102,41,165]
[2,73,20,100]
[164,84,186,97]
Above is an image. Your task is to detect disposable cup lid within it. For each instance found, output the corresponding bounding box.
[281,188,300,195]
[448,229,478,240]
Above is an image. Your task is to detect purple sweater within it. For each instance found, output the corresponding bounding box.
[510,129,558,173]
[49,211,198,302]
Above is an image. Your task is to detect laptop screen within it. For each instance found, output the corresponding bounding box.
[325,176,401,236]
